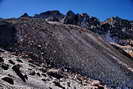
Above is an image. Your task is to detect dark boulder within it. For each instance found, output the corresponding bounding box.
[16,58,23,63]
[0,57,4,62]
[29,70,36,75]
[1,63,9,70]
[53,81,65,89]
[8,60,15,65]
[47,71,63,79]
[2,77,14,85]
[12,64,27,82]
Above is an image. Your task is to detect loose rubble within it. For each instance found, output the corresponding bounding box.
[0,11,133,89]
[0,50,107,89]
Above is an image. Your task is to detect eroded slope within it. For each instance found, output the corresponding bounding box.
[0,18,133,88]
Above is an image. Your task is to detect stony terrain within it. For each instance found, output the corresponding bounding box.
[0,49,106,89]
[0,10,133,89]
[31,10,133,58]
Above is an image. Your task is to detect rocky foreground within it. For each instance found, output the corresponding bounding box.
[0,11,133,89]
[0,49,107,89]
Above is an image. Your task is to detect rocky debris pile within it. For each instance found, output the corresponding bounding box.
[33,10,133,58]
[0,50,106,89]
[0,18,133,88]
[34,10,64,21]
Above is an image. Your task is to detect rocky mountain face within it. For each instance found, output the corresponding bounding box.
[34,10,64,22]
[63,11,100,31]
[101,17,133,57]
[32,10,133,58]
[101,17,133,43]
[0,10,133,89]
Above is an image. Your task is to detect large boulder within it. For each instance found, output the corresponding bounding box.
[2,77,14,85]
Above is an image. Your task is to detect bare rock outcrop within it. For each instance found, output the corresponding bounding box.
[34,10,64,21]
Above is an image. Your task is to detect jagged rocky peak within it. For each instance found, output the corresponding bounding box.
[101,16,133,40]
[98,17,133,58]
[34,10,64,21]
[41,10,63,16]
[20,13,30,18]
[32,10,100,29]
[63,10,100,29]
[77,13,90,21]
[106,16,131,28]
[76,14,100,30]
[63,10,77,24]
[66,10,76,16]
[89,16,100,25]
[76,13,90,27]
[63,11,90,25]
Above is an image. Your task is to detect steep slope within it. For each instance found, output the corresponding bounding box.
[62,12,133,58]
[0,18,133,88]
[33,10,133,58]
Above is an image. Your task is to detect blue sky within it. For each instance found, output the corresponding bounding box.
[0,0,133,21]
